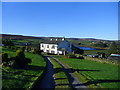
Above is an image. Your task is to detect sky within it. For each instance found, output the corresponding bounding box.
[2,2,118,40]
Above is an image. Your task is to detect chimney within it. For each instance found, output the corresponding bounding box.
[62,37,65,41]
[50,38,53,41]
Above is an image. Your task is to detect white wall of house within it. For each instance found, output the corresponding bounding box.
[57,40,72,53]
[40,40,72,54]
[40,43,58,54]
[58,51,63,54]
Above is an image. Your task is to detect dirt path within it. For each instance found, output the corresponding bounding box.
[33,55,88,89]
[33,55,55,89]
[50,56,88,89]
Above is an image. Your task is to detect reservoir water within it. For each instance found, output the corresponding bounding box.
[79,47,97,50]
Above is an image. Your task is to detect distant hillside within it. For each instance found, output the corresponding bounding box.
[67,38,104,41]
[1,34,118,48]
[1,34,110,41]
[0,34,43,40]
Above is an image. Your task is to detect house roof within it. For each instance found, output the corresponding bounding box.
[41,39,68,44]
[40,37,66,44]
[41,41,61,44]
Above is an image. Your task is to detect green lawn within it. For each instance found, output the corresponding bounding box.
[49,57,70,88]
[12,39,43,45]
[84,50,109,55]
[54,55,119,88]
[2,48,46,88]
[66,39,92,46]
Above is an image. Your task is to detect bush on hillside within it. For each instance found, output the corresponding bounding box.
[92,41,108,48]
[15,50,25,58]
[2,39,14,47]
[109,42,119,54]
[21,47,26,52]
[32,49,43,54]
[76,54,84,59]
[67,54,76,58]
[2,53,10,66]
[67,53,84,59]
[76,56,84,59]
[1,53,16,66]
[13,50,31,67]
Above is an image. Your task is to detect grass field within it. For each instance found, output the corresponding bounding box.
[49,57,70,88]
[2,48,46,88]
[12,39,43,44]
[84,50,109,55]
[54,55,119,88]
[67,39,92,45]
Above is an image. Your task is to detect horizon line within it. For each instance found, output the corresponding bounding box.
[1,33,118,41]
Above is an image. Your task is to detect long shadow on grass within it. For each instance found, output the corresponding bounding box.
[55,78,67,80]
[55,80,120,87]
[3,65,45,72]
[2,76,33,82]
[82,80,120,86]
[3,65,45,79]
[49,56,100,88]
[24,65,45,71]
[54,68,100,74]
[2,65,45,88]
[54,68,100,88]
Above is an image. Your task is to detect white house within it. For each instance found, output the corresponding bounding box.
[40,43,59,54]
[40,38,73,55]
[40,38,83,55]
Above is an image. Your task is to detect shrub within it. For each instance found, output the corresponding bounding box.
[15,50,25,58]
[76,54,84,59]
[76,56,84,59]
[25,58,32,64]
[8,46,11,49]
[67,54,76,58]
[109,42,118,54]
[2,53,9,65]
[13,50,31,67]
[2,39,14,47]
[32,49,43,54]
[11,47,15,50]
[22,47,26,52]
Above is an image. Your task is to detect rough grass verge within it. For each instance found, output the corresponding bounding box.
[2,48,46,88]
[49,57,70,88]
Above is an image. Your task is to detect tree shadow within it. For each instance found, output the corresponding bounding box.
[3,70,23,75]
[54,68,100,74]
[55,79,120,87]
[55,83,70,86]
[48,56,101,88]
[2,76,33,82]
[3,65,45,71]
[24,65,45,71]
[54,67,101,87]
[54,68,120,88]
[46,56,120,88]
[3,65,45,80]
[83,80,120,86]
[55,78,67,80]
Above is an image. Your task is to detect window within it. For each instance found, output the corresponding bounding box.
[51,51,55,54]
[47,45,49,48]
[52,45,55,49]
[46,50,49,53]
[42,44,44,47]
